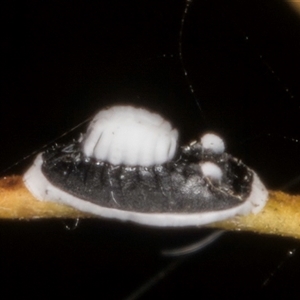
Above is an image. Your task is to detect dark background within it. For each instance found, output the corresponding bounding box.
[1,0,300,298]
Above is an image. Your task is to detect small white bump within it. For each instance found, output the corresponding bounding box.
[200,162,223,181]
[200,133,225,154]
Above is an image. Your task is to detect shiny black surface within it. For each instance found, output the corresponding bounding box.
[42,140,252,213]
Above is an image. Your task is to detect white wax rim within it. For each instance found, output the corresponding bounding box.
[23,154,268,227]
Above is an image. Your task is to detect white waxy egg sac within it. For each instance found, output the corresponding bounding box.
[81,106,179,166]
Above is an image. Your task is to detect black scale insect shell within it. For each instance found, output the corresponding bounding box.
[41,141,253,213]
[23,105,268,227]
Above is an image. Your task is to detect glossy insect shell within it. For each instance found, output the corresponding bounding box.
[23,105,268,227]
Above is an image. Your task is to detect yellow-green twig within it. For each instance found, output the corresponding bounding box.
[1,175,300,239]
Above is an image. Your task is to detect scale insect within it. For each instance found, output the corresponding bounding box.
[23,105,268,227]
